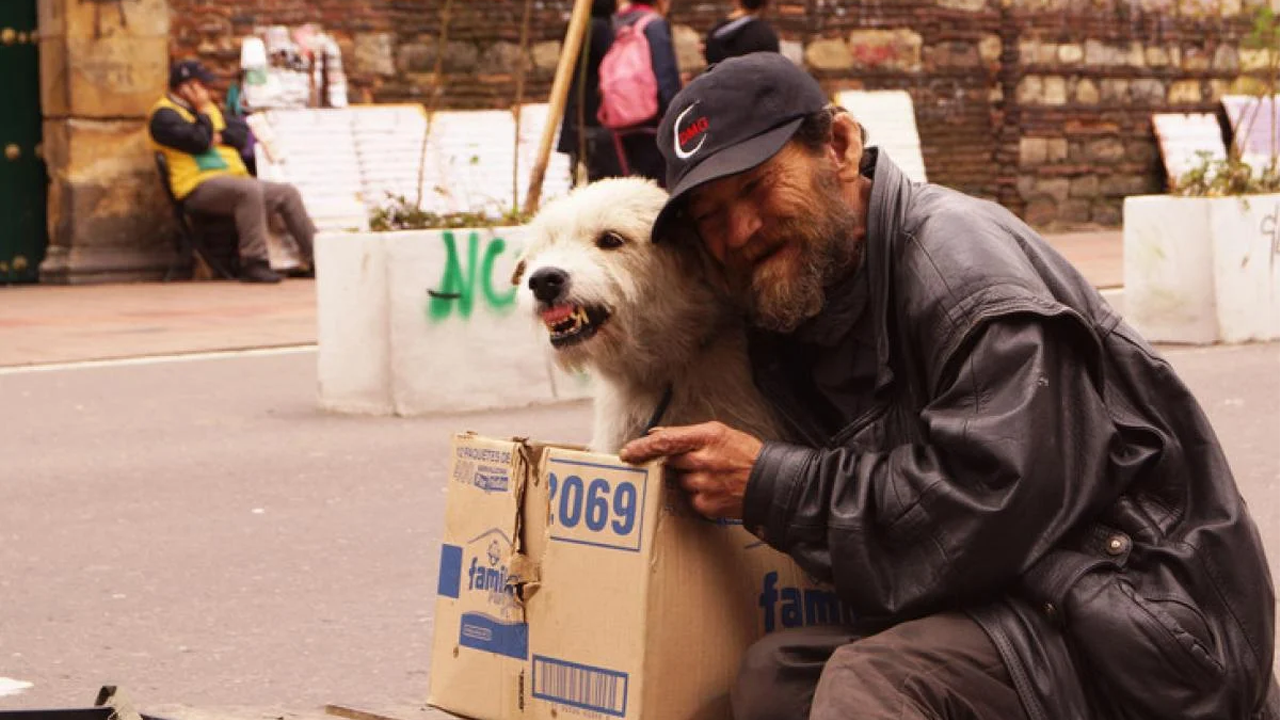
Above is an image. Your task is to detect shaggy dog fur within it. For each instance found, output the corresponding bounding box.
[513,177,783,453]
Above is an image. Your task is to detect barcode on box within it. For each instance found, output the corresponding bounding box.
[532,655,628,717]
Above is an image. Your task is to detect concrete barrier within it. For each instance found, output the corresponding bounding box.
[1124,194,1280,344]
[316,227,591,415]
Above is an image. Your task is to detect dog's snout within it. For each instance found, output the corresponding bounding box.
[528,267,569,303]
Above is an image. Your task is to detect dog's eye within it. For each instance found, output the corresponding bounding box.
[595,231,626,250]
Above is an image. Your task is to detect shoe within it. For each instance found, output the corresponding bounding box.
[285,265,315,279]
[239,261,281,283]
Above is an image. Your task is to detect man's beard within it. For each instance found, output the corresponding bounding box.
[728,167,861,333]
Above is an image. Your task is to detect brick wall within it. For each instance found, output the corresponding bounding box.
[168,0,1277,228]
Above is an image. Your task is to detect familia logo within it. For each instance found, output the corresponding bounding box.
[758,571,856,633]
[466,529,520,613]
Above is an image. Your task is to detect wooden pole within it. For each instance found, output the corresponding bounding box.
[523,0,594,215]
[512,0,536,214]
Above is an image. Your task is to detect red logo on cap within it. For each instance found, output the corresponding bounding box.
[679,117,709,148]
[674,103,710,160]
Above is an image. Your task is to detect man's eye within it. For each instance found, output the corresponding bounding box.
[691,208,717,226]
[596,231,626,250]
[740,178,762,197]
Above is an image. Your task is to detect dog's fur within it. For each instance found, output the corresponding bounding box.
[514,177,783,453]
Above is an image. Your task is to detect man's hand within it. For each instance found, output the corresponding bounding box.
[182,82,214,110]
[619,421,763,521]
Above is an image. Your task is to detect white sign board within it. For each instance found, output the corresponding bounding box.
[1222,94,1280,172]
[833,89,929,183]
[1152,112,1228,190]
[253,105,574,233]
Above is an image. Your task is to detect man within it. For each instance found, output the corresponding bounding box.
[149,60,316,283]
[703,0,780,66]
[620,53,1278,719]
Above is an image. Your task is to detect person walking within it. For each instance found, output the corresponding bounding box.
[558,0,623,184]
[602,0,682,185]
[703,0,779,65]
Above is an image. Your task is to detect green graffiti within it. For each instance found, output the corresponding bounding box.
[428,231,519,322]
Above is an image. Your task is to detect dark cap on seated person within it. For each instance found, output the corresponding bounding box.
[651,53,829,243]
[169,60,216,89]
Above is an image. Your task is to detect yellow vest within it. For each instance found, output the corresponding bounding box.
[148,95,249,200]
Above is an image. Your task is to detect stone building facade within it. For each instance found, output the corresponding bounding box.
[32,0,1277,281]
[170,0,1277,230]
[36,0,175,283]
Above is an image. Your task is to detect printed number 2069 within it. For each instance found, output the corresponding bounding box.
[547,472,638,535]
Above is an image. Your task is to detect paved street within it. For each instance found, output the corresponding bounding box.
[0,349,592,720]
[0,228,1128,720]
[0,341,1276,720]
[0,281,317,368]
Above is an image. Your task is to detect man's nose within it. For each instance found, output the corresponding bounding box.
[723,204,762,252]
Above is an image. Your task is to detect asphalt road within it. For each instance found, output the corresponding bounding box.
[1,342,1277,719]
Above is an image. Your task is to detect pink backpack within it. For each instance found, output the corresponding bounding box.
[597,12,661,130]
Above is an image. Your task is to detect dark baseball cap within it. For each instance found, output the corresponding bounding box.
[651,53,828,243]
[169,60,215,89]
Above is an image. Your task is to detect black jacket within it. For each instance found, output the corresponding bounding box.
[149,96,253,155]
[745,150,1278,719]
[557,16,613,155]
[703,15,779,66]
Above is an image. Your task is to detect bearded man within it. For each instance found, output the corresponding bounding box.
[620,53,1278,720]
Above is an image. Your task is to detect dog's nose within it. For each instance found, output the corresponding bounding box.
[528,267,569,303]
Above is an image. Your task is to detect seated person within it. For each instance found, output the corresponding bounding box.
[149,60,315,283]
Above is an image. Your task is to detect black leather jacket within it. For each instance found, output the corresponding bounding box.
[744,151,1277,719]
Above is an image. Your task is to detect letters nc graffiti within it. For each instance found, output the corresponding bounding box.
[427,230,519,322]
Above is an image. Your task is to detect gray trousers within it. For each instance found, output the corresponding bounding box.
[184,176,316,265]
[732,612,1029,720]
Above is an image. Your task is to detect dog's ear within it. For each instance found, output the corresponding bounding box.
[666,224,702,248]
[510,258,527,287]
[692,244,732,299]
[670,236,732,300]
[653,204,701,247]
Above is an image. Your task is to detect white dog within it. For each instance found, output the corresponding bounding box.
[514,177,783,453]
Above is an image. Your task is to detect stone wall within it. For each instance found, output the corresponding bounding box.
[39,0,176,283]
[168,0,1279,228]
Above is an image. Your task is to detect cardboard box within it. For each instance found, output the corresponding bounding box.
[429,433,851,720]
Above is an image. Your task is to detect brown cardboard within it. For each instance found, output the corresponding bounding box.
[429,434,849,720]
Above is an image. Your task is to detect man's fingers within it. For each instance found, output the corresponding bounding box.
[678,470,712,494]
[619,422,726,464]
[665,449,714,471]
[689,492,730,520]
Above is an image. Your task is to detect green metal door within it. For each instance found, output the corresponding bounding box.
[0,0,47,284]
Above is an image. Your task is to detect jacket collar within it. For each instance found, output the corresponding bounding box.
[861,148,914,391]
[746,150,914,443]
[167,92,194,111]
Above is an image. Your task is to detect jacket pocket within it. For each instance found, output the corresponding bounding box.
[1022,529,1233,719]
[1067,568,1224,681]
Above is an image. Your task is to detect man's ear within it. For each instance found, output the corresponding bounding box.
[510,258,527,287]
[829,112,865,183]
